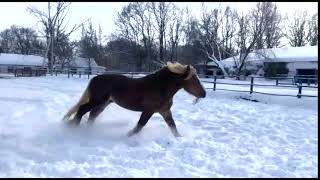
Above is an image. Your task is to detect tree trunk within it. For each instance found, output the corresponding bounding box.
[159,30,164,62]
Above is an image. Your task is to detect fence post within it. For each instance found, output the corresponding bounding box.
[297,84,302,98]
[276,79,278,86]
[307,78,310,86]
[250,76,254,94]
[87,70,90,79]
[292,77,295,85]
[68,69,70,78]
[213,75,217,91]
[55,69,57,76]
[79,72,81,78]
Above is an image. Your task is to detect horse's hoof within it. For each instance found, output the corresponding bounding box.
[127,132,134,137]
[86,121,94,126]
[66,120,79,127]
[127,130,136,137]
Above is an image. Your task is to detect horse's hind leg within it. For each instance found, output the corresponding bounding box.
[159,110,182,137]
[88,100,111,124]
[68,102,95,126]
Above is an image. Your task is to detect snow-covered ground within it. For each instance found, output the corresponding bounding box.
[0,75,318,177]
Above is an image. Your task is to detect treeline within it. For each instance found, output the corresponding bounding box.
[0,2,318,74]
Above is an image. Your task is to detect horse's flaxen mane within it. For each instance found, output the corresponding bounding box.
[166,62,196,80]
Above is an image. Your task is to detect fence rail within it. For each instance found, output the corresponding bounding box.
[1,66,317,99]
[205,75,317,99]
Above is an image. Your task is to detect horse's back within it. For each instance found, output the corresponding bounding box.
[89,73,159,111]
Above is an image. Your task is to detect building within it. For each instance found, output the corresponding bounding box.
[0,53,47,76]
[220,46,318,77]
[0,53,106,76]
[196,61,223,78]
[67,57,106,74]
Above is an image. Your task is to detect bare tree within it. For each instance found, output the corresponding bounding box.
[115,6,133,41]
[253,2,268,49]
[231,7,267,79]
[199,5,221,59]
[286,10,309,47]
[168,7,183,62]
[180,5,238,75]
[251,2,283,49]
[131,2,157,70]
[115,3,146,71]
[144,3,157,70]
[27,2,84,73]
[221,6,237,58]
[151,2,173,63]
[115,2,176,70]
[232,13,251,78]
[0,25,45,55]
[196,4,230,76]
[0,29,14,53]
[183,7,201,46]
[78,21,99,73]
[94,24,105,67]
[179,8,205,66]
[54,32,75,69]
[307,13,318,46]
[263,2,283,48]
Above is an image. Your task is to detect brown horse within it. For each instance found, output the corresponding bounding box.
[62,62,206,137]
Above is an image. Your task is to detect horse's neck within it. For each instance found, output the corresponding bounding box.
[167,84,182,98]
[148,68,183,97]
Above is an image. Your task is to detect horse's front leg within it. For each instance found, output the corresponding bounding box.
[159,110,182,137]
[127,111,154,137]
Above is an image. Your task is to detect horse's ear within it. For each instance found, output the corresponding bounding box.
[182,65,191,79]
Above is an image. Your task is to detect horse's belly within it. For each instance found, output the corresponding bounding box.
[110,96,145,112]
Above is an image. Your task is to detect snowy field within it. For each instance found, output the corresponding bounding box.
[0,75,318,178]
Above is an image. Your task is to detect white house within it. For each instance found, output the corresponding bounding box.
[0,53,106,74]
[68,57,106,74]
[219,46,318,77]
[195,61,222,78]
[0,53,46,74]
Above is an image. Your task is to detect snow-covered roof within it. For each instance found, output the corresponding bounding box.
[0,53,102,69]
[206,46,318,68]
[0,53,45,66]
[97,65,106,69]
[222,46,317,64]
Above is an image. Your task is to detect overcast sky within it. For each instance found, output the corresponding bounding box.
[0,2,318,43]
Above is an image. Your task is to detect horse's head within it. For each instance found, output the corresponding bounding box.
[167,62,206,100]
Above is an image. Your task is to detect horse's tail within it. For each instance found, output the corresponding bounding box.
[62,83,91,122]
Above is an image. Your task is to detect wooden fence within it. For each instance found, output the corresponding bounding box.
[202,75,318,99]
[3,66,318,99]
[14,67,47,77]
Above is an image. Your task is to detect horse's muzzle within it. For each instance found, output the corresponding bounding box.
[200,90,206,98]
